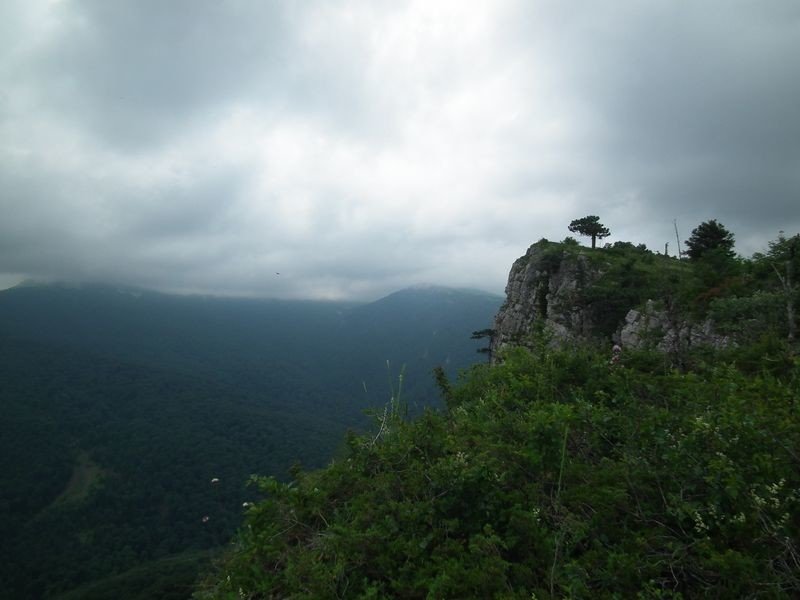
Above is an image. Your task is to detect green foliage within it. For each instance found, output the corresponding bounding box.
[584,256,653,338]
[706,231,800,346]
[201,345,800,598]
[577,245,686,339]
[57,551,214,600]
[764,232,800,347]
[561,236,580,247]
[685,220,735,261]
[568,216,611,249]
[0,339,294,599]
[537,245,566,274]
[709,291,784,338]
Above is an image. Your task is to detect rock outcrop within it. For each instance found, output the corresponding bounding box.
[620,300,729,353]
[490,240,604,356]
[489,240,729,359]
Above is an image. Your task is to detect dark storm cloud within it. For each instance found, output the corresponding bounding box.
[510,0,800,250]
[13,0,382,151]
[16,1,292,148]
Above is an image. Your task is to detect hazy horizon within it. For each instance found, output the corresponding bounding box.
[0,276,506,303]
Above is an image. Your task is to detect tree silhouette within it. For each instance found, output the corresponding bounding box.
[685,220,735,261]
[568,216,610,249]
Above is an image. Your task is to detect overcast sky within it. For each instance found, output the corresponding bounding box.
[2,1,799,299]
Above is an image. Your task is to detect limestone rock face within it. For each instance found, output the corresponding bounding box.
[489,240,729,359]
[489,240,603,357]
[620,300,730,353]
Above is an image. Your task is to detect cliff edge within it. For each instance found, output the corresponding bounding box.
[489,239,729,358]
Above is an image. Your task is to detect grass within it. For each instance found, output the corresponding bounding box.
[51,450,107,506]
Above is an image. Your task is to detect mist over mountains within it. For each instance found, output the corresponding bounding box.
[0,282,500,411]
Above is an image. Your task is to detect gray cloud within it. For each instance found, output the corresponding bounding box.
[1,0,799,299]
[13,1,293,148]
[517,1,800,239]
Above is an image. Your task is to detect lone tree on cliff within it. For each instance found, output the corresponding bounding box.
[568,215,610,249]
[685,219,735,261]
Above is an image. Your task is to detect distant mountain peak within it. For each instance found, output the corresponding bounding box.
[386,284,502,299]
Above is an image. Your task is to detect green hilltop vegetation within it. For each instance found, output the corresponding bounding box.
[199,226,800,598]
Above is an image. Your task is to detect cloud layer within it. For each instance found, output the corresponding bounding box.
[2,0,799,299]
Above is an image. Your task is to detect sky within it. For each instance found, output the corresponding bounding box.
[2,0,799,300]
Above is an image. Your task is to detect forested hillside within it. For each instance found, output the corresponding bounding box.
[200,231,800,598]
[1,338,291,598]
[0,284,499,418]
[0,285,500,599]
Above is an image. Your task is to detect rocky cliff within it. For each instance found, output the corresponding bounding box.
[489,240,729,358]
[490,240,603,356]
[618,299,729,354]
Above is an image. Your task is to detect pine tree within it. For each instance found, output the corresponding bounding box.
[567,215,610,249]
[685,219,735,260]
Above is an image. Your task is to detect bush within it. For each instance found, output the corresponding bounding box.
[199,345,800,598]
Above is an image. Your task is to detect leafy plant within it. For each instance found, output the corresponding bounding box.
[199,344,800,598]
[685,220,735,261]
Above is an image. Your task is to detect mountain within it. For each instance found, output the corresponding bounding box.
[0,282,501,417]
[0,283,502,599]
[343,286,501,407]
